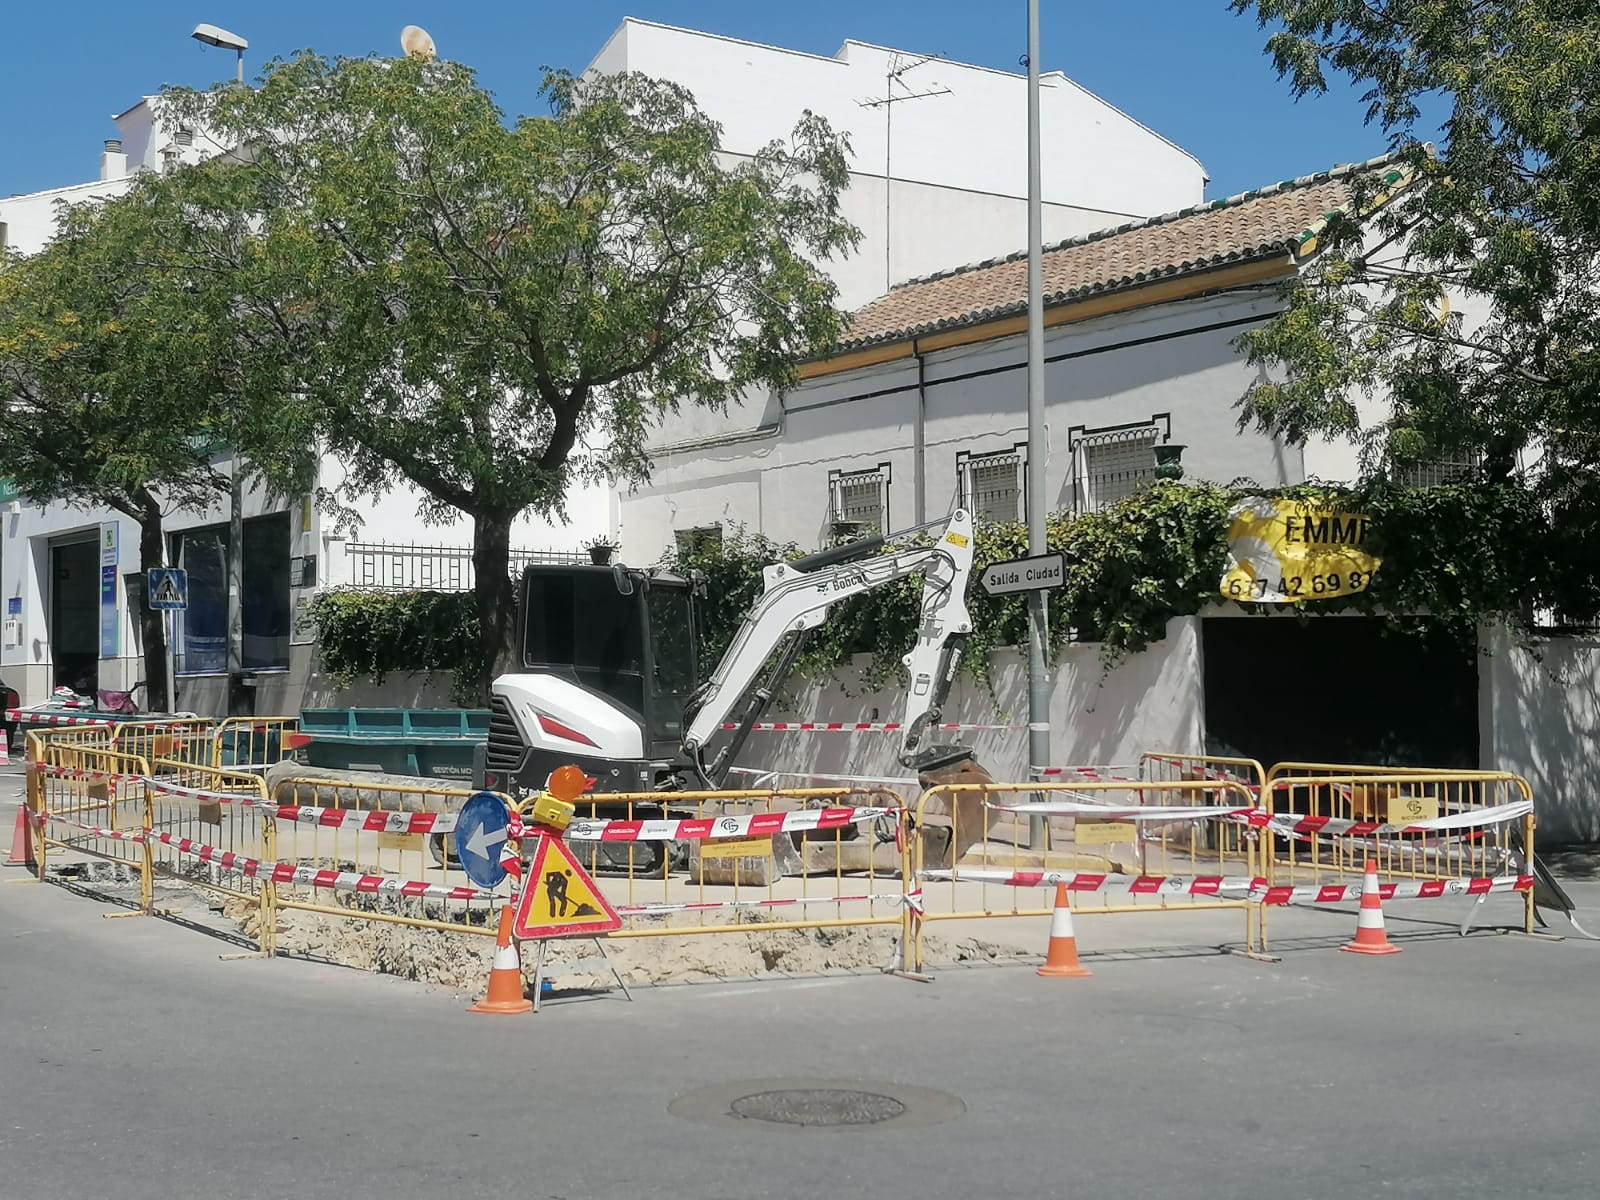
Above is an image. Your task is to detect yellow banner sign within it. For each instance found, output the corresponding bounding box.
[698,837,775,861]
[1075,820,1133,845]
[1220,497,1381,604]
[1387,793,1440,826]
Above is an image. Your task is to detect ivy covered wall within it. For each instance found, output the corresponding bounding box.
[306,478,1575,700]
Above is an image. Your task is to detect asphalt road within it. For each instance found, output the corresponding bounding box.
[4,856,1599,1200]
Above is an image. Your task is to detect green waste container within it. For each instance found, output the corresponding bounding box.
[297,708,488,783]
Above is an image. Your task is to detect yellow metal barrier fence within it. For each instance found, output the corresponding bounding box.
[110,718,219,768]
[1260,767,1536,934]
[909,777,1265,971]
[145,760,277,952]
[557,787,912,941]
[264,774,514,943]
[30,738,153,911]
[214,716,299,772]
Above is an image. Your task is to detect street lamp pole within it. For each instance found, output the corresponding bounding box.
[1025,0,1051,849]
[193,21,251,718]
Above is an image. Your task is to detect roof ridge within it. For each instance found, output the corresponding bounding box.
[880,150,1410,296]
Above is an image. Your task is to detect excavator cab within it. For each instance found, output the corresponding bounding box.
[482,564,703,795]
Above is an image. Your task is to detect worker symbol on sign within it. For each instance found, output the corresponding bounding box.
[544,868,570,917]
[513,834,622,940]
[543,868,600,918]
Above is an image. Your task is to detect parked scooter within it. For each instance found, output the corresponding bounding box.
[37,680,151,715]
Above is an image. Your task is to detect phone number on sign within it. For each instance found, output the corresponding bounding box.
[1227,570,1375,599]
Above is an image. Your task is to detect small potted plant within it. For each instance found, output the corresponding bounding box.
[584,534,620,565]
[1153,443,1186,480]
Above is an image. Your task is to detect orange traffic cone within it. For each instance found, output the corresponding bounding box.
[1341,859,1400,956]
[468,905,534,1014]
[1037,883,1093,978]
[8,805,34,868]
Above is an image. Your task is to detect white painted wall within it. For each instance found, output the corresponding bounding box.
[593,17,1212,431]
[1480,624,1600,845]
[0,462,305,707]
[0,179,132,255]
[715,616,1204,787]
[587,20,1206,219]
[621,285,1303,558]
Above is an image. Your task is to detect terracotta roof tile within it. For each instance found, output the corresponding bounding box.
[839,154,1410,350]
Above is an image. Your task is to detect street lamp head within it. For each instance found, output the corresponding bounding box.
[400,25,437,60]
[191,23,248,52]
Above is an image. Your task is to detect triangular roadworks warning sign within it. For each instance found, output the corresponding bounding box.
[512,834,622,940]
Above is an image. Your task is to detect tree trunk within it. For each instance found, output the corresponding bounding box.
[471,510,518,705]
[133,488,171,713]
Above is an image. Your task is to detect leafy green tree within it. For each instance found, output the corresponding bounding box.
[0,187,234,708]
[1231,1,1600,618]
[166,53,859,698]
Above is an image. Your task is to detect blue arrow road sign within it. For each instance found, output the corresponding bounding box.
[455,791,511,890]
[147,568,189,611]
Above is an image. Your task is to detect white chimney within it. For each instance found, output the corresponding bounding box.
[100,139,127,181]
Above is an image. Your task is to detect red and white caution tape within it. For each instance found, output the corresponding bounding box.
[38,811,145,844]
[992,801,1258,822]
[561,806,897,843]
[1244,799,1532,840]
[1254,875,1532,906]
[916,866,1533,906]
[147,831,497,901]
[270,805,461,835]
[5,709,113,728]
[917,867,1263,895]
[1142,754,1263,792]
[617,892,912,917]
[718,721,1023,733]
[1033,765,1142,782]
[32,762,141,784]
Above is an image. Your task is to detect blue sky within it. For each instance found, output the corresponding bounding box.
[2,1,1393,203]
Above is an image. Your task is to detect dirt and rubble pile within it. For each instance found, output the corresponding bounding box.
[241,902,1037,994]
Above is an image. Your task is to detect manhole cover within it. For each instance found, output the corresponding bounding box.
[669,1078,963,1133]
[730,1088,907,1127]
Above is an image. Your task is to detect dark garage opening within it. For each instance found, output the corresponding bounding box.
[50,538,100,695]
[1202,617,1478,769]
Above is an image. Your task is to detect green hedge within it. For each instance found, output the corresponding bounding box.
[306,479,1576,697]
[303,588,482,704]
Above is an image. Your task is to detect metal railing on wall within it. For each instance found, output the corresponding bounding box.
[343,542,587,591]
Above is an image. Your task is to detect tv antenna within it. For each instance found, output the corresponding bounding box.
[860,53,952,293]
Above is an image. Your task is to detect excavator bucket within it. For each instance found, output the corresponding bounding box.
[916,751,995,869]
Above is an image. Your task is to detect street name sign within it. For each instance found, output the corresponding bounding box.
[980,553,1065,597]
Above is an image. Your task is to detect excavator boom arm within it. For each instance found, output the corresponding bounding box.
[680,511,976,766]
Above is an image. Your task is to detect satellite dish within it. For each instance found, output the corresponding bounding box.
[400,25,437,60]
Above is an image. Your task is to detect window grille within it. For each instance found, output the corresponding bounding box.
[343,542,585,592]
[1393,455,1479,488]
[957,446,1025,523]
[828,464,890,537]
[1071,423,1162,512]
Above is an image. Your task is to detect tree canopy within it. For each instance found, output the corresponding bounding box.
[164,53,859,694]
[0,175,319,708]
[1231,0,1600,618]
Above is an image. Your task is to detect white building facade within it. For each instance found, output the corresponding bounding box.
[619,158,1393,558]
[2,20,1207,711]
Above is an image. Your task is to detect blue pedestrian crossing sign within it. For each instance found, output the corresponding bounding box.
[146,568,188,611]
[454,791,512,890]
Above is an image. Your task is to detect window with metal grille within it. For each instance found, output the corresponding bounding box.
[828,463,890,538]
[957,446,1025,523]
[1070,420,1166,512]
[1393,454,1479,488]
